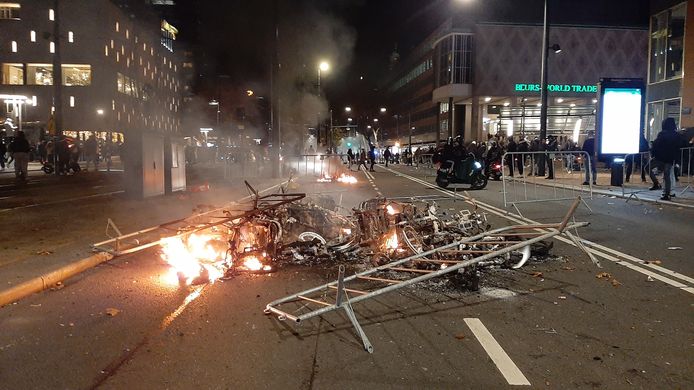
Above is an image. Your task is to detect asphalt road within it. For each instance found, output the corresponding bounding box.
[0,166,692,389]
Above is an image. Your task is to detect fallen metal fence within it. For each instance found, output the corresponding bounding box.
[265,198,592,353]
[501,151,593,212]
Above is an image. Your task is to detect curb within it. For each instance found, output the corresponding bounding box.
[0,252,114,307]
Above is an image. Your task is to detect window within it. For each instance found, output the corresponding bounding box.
[126,29,129,39]
[436,34,473,87]
[1,63,23,84]
[62,64,91,86]
[49,8,54,21]
[0,3,20,19]
[68,31,74,43]
[647,99,681,140]
[30,96,36,106]
[27,64,53,85]
[650,3,687,83]
[11,41,17,52]
[115,22,119,32]
[69,96,75,107]
[49,41,55,53]
[105,45,109,56]
[30,30,36,42]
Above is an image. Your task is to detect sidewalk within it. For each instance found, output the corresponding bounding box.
[0,167,285,292]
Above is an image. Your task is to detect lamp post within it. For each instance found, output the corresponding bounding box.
[538,0,562,176]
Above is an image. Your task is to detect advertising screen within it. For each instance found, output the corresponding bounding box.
[599,87,642,155]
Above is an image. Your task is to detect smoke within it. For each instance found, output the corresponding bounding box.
[276,1,357,153]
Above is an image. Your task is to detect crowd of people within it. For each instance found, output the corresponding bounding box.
[0,132,120,181]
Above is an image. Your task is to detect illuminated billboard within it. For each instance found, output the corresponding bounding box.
[596,79,645,156]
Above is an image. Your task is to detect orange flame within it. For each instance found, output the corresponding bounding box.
[242,255,273,272]
[159,233,227,285]
[385,230,399,250]
[336,173,357,184]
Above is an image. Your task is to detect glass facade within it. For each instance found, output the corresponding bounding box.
[1,63,24,84]
[27,63,53,85]
[647,99,681,140]
[435,34,473,87]
[62,64,91,86]
[649,3,686,83]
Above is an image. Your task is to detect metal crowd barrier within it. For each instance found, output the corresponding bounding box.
[501,151,593,212]
[678,146,693,196]
[621,152,651,202]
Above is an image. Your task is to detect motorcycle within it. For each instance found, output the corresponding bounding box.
[436,154,488,190]
[487,160,503,181]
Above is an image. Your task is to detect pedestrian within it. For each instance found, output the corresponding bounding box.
[383,146,392,167]
[505,136,520,177]
[9,131,31,180]
[582,131,597,185]
[368,146,376,172]
[56,136,71,175]
[346,148,354,170]
[649,118,686,200]
[85,134,99,171]
[518,137,529,173]
[359,148,367,171]
[545,135,557,179]
[38,140,47,164]
[0,138,6,170]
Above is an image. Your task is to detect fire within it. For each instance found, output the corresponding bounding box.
[384,230,399,250]
[241,255,273,272]
[159,233,227,285]
[336,173,357,184]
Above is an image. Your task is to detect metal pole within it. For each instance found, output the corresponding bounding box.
[538,0,550,176]
[270,0,281,178]
[408,112,412,150]
[52,0,63,176]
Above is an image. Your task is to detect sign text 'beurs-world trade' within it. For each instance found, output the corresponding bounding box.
[514,83,598,93]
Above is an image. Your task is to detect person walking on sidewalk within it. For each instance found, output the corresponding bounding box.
[9,131,31,180]
[649,118,686,201]
[383,146,392,167]
[582,131,597,185]
[346,148,354,171]
[358,148,367,171]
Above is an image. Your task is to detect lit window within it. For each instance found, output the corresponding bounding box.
[30,30,36,42]
[126,29,129,39]
[31,96,37,106]
[150,48,154,56]
[110,40,114,49]
[11,41,17,53]
[49,41,55,53]
[115,22,119,32]
[27,64,53,85]
[49,8,54,21]
[61,64,91,86]
[127,58,130,67]
[121,46,124,55]
[104,45,108,56]
[0,3,20,20]
[1,63,24,85]
[143,42,147,51]
[116,52,119,62]
[68,31,74,43]
[112,100,115,110]
[69,96,75,107]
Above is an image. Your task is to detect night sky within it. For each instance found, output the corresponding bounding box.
[171,0,651,107]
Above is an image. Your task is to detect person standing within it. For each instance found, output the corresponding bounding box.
[545,135,558,179]
[9,131,31,180]
[582,131,597,185]
[383,146,392,167]
[649,118,686,201]
[346,148,354,171]
[85,134,99,172]
[505,136,519,177]
[359,148,367,171]
[0,138,6,170]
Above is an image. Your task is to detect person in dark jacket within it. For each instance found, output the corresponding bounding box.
[383,146,392,167]
[0,138,6,170]
[544,135,558,179]
[625,133,650,183]
[505,137,520,176]
[649,118,686,200]
[582,132,597,185]
[9,131,31,180]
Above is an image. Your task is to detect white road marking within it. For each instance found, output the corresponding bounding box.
[384,167,694,296]
[464,318,531,386]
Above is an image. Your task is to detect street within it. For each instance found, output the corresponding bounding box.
[1,165,692,389]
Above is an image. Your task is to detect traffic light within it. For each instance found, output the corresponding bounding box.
[347,142,352,147]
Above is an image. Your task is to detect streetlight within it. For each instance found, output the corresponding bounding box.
[96,109,104,115]
[317,61,330,97]
[379,107,387,113]
[345,106,352,112]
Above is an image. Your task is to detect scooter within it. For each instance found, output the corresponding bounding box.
[487,160,503,181]
[436,154,488,190]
